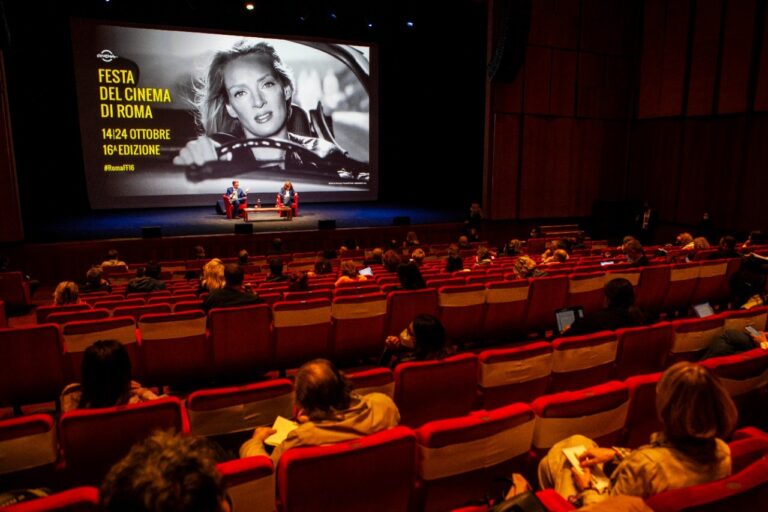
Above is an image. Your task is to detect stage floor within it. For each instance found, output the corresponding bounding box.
[27,202,465,242]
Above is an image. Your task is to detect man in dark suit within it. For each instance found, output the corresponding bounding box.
[635,202,658,245]
[202,263,262,313]
[225,180,247,218]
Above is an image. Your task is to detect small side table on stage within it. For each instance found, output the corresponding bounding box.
[242,206,293,221]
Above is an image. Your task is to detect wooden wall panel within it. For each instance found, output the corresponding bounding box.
[752,3,768,111]
[686,0,723,116]
[523,46,552,114]
[489,113,521,219]
[0,52,23,242]
[717,0,756,113]
[493,73,525,113]
[638,0,667,117]
[528,0,580,49]
[740,116,768,229]
[550,50,577,116]
[572,119,628,214]
[580,0,640,55]
[657,0,690,116]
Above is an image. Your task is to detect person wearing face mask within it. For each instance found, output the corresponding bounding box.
[381,314,456,369]
[173,41,345,170]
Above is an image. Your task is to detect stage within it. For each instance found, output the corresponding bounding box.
[26,202,465,242]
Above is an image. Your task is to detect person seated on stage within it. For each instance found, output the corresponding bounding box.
[80,266,112,294]
[202,263,263,313]
[410,248,426,267]
[101,249,126,268]
[237,249,249,265]
[240,358,399,463]
[363,247,384,266]
[172,41,345,169]
[101,431,229,512]
[560,278,646,337]
[53,281,80,306]
[225,180,247,218]
[445,244,464,273]
[396,261,426,290]
[512,256,547,279]
[624,239,650,267]
[382,314,456,369]
[534,361,735,508]
[288,271,309,292]
[382,250,401,273]
[126,261,166,293]
[198,258,225,294]
[265,257,288,282]
[335,260,367,287]
[61,340,158,413]
[279,181,296,208]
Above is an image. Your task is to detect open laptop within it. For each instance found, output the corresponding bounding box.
[693,302,715,318]
[555,306,585,333]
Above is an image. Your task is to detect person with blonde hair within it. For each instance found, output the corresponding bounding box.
[53,281,80,306]
[335,260,367,287]
[410,248,426,267]
[512,256,546,279]
[536,362,736,507]
[199,258,226,294]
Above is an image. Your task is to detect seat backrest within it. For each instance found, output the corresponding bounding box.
[272,299,332,368]
[332,284,381,297]
[2,486,101,511]
[701,348,768,426]
[61,316,138,382]
[636,265,671,311]
[82,293,124,306]
[283,289,334,302]
[59,397,189,486]
[0,324,65,408]
[93,297,145,312]
[208,304,273,379]
[549,331,618,392]
[525,276,568,333]
[147,293,197,305]
[173,299,204,313]
[330,293,387,360]
[723,305,768,332]
[386,289,439,336]
[0,272,31,307]
[692,260,728,304]
[415,403,535,512]
[623,372,663,448]
[483,279,530,340]
[566,271,606,314]
[277,426,416,512]
[394,353,479,428]
[477,342,553,409]
[644,456,768,512]
[138,310,210,388]
[217,456,275,512]
[605,268,641,287]
[187,378,293,438]
[113,303,172,322]
[347,367,395,398]
[437,284,487,344]
[36,304,91,324]
[661,262,700,311]
[667,316,725,365]
[531,381,630,455]
[0,414,57,490]
[614,322,673,379]
[46,308,110,325]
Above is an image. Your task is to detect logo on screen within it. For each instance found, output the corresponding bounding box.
[96,49,118,63]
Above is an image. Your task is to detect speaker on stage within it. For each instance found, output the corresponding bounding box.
[318,220,336,230]
[393,216,411,226]
[141,226,162,239]
[234,223,253,234]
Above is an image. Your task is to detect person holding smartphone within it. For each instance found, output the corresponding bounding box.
[700,323,768,360]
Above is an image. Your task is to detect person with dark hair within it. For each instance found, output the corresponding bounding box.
[382,314,456,368]
[268,237,287,256]
[561,278,646,336]
[126,261,166,292]
[265,257,287,282]
[536,362,736,507]
[60,340,157,412]
[500,239,524,257]
[624,239,650,267]
[240,359,399,463]
[707,236,740,260]
[80,266,112,293]
[396,261,426,290]
[288,271,309,292]
[224,180,247,218]
[203,263,263,312]
[101,249,126,268]
[193,246,207,260]
[382,250,401,273]
[445,244,464,273]
[474,245,494,266]
[311,258,333,276]
[363,247,384,266]
[101,430,229,512]
[237,249,249,265]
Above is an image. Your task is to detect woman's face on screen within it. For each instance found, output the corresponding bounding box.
[224,55,290,139]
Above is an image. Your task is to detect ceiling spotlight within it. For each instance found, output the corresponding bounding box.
[406,20,414,28]
[367,22,374,29]
[244,2,255,11]
[330,12,337,20]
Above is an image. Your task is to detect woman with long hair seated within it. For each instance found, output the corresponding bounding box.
[53,281,80,306]
[60,340,158,412]
[382,314,456,368]
[535,361,736,507]
[198,258,225,294]
[396,261,426,290]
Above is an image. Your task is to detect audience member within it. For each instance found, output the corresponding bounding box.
[202,263,263,312]
[265,257,287,282]
[268,237,287,255]
[382,314,456,368]
[101,249,126,268]
[312,258,334,276]
[561,278,646,336]
[542,248,569,265]
[396,261,426,290]
[53,281,80,305]
[464,202,484,233]
[572,231,587,250]
[335,260,367,287]
[126,261,166,292]
[624,239,649,267]
[60,340,158,412]
[340,238,360,253]
[501,239,524,257]
[445,244,464,273]
[676,232,694,249]
[536,362,735,507]
[80,266,112,293]
[199,258,225,294]
[701,325,768,360]
[101,430,228,512]
[707,236,740,260]
[696,211,715,242]
[686,237,711,261]
[237,249,249,265]
[288,271,310,292]
[466,226,481,243]
[192,245,206,260]
[410,248,426,267]
[474,245,493,266]
[364,247,384,266]
[512,256,546,279]
[529,226,541,239]
[240,359,399,463]
[728,253,768,309]
[403,231,420,249]
[741,230,768,251]
[457,235,472,250]
[383,250,401,273]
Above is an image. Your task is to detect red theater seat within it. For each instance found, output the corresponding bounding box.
[346,367,395,398]
[477,342,552,409]
[35,303,91,324]
[483,279,529,341]
[113,303,172,322]
[60,316,138,382]
[272,298,332,369]
[386,288,439,336]
[549,331,618,392]
[525,276,568,334]
[330,292,387,361]
[208,304,272,380]
[0,414,57,490]
[46,308,110,325]
[217,456,275,512]
[667,316,725,365]
[623,372,663,448]
[437,284,487,344]
[2,486,100,511]
[566,271,606,314]
[614,322,673,380]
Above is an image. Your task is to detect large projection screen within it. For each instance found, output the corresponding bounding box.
[70,18,377,209]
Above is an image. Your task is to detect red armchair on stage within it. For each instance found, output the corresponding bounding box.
[276,193,299,218]
[223,195,247,219]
